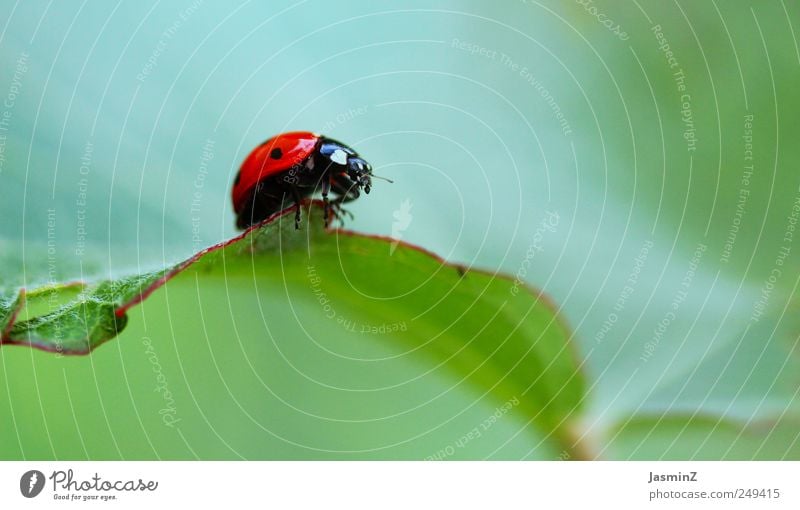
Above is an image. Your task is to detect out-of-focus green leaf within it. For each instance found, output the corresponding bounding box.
[608,415,800,460]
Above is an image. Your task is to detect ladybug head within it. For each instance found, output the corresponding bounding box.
[319,138,375,194]
[347,157,372,194]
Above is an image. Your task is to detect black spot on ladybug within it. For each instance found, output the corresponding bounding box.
[234,172,241,185]
[270,148,283,159]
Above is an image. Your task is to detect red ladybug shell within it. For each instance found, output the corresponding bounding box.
[231,131,320,214]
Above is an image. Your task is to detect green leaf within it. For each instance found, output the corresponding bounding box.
[0,290,24,338]
[607,415,800,460]
[0,204,586,456]
[5,282,128,354]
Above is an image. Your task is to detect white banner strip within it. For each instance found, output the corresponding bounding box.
[1,461,797,508]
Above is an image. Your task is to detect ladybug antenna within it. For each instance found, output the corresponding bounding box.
[370,173,394,184]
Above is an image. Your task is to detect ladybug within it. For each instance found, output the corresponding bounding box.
[232,131,384,230]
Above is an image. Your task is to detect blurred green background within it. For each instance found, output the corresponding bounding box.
[1,0,798,459]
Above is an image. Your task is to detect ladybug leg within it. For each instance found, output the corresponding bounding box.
[326,201,354,225]
[290,186,302,229]
[330,173,360,203]
[324,173,359,225]
[326,199,355,223]
[321,172,332,227]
